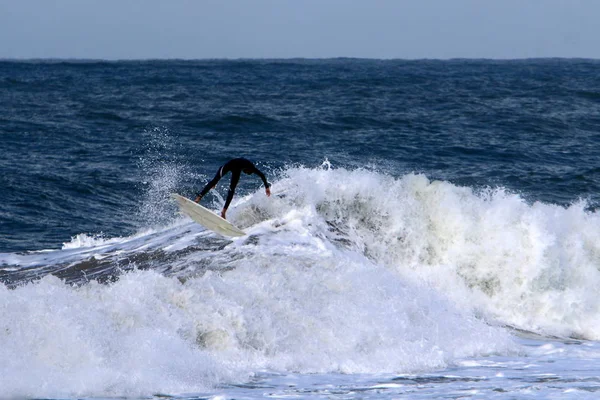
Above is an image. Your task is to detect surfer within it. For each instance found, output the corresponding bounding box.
[194,158,271,220]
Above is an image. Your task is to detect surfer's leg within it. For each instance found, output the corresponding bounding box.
[196,169,223,202]
[222,171,241,218]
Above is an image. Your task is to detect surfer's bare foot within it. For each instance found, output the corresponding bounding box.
[221,209,227,219]
[194,195,202,203]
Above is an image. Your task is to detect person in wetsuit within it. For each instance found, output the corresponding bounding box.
[194,158,271,220]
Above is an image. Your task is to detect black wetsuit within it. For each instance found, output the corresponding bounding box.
[197,158,270,210]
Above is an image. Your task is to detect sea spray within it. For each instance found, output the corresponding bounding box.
[239,166,600,340]
[136,127,190,228]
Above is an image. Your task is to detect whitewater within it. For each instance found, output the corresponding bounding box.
[2,164,600,398]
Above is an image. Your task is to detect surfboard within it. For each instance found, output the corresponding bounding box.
[171,193,246,237]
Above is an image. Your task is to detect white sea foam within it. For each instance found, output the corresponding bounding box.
[2,165,600,397]
[61,233,122,249]
[238,166,600,340]
[0,257,513,397]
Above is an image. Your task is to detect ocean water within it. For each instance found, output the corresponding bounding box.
[1,59,600,398]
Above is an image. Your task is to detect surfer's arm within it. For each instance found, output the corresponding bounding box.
[253,168,271,196]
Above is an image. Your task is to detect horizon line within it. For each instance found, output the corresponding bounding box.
[1,56,599,63]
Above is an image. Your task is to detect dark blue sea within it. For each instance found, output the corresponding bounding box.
[1,59,600,399]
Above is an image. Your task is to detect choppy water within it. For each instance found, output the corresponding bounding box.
[1,59,600,398]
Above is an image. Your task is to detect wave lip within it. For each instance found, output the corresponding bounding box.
[255,166,600,341]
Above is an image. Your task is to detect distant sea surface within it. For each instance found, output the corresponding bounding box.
[1,59,600,399]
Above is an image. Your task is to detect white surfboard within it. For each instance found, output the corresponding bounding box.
[171,193,246,237]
